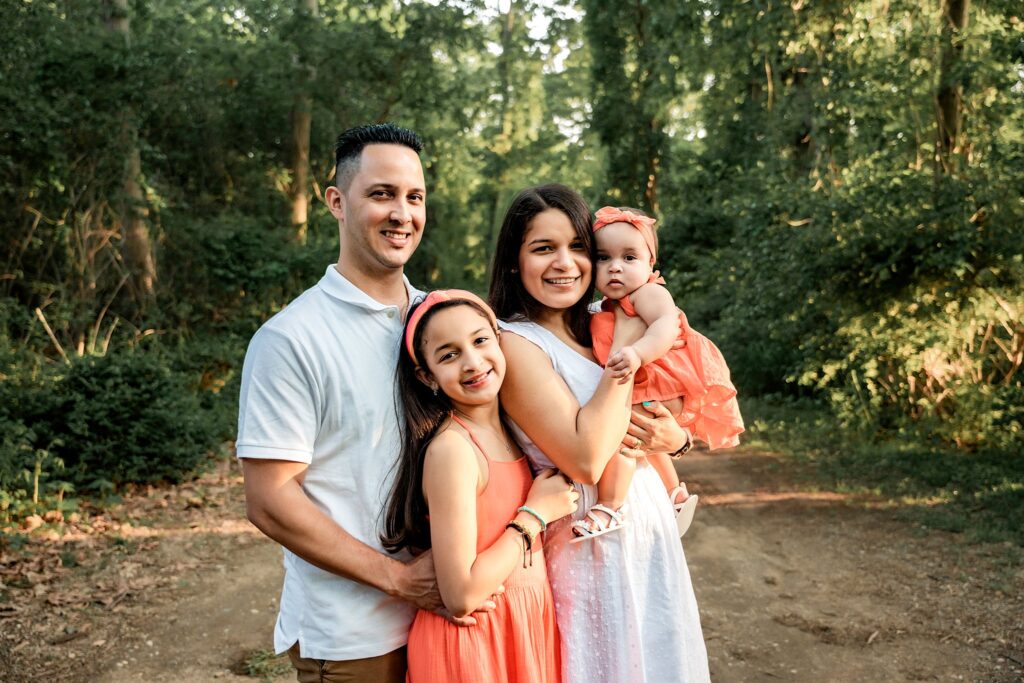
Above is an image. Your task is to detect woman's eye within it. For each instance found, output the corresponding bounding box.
[570,241,585,251]
[474,336,490,345]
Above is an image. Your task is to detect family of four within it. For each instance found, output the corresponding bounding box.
[237,123,743,682]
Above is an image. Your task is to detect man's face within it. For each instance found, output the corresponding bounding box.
[333,144,426,275]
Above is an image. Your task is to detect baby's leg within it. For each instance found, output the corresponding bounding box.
[596,452,635,511]
[648,452,681,493]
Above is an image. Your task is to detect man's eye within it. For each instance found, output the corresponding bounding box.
[474,336,490,345]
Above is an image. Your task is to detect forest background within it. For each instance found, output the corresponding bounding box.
[1,0,1021,545]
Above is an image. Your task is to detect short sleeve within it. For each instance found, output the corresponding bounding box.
[236,325,320,463]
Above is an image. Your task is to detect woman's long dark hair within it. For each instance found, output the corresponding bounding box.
[488,183,596,347]
[381,297,497,553]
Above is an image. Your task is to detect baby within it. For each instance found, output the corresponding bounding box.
[573,206,744,540]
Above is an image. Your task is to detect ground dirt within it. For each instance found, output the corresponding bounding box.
[1,450,1021,682]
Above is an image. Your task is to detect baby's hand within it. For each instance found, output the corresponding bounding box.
[607,346,642,383]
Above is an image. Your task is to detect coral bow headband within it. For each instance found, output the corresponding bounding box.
[403,289,496,362]
[592,206,658,265]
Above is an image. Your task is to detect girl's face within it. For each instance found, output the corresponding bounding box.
[418,305,505,407]
[517,208,592,312]
[594,222,654,300]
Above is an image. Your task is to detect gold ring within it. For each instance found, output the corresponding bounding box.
[633,437,642,449]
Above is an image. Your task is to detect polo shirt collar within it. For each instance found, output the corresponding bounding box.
[317,264,422,312]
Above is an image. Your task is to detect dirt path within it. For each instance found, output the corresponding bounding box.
[2,450,1021,682]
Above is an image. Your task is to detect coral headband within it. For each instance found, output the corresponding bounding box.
[404,289,497,362]
[592,206,658,265]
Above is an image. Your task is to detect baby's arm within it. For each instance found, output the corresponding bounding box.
[606,284,680,377]
[629,283,681,362]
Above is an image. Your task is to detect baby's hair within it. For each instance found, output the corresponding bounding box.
[381,297,499,553]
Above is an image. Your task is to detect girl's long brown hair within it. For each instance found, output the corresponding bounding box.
[381,298,497,553]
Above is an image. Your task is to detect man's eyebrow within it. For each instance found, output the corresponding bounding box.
[365,182,426,193]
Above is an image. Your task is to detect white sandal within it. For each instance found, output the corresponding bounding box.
[671,486,698,537]
[570,503,626,543]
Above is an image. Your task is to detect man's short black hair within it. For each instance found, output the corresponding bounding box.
[334,123,424,190]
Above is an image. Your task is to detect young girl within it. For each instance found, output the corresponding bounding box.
[382,290,578,682]
[573,206,745,540]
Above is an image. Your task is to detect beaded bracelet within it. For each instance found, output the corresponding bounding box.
[516,505,547,532]
[505,520,534,568]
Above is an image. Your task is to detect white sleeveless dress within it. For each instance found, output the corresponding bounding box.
[500,319,710,683]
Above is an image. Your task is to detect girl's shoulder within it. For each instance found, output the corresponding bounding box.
[425,424,477,464]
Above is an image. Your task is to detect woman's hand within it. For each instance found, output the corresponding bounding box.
[618,400,691,458]
[524,468,579,525]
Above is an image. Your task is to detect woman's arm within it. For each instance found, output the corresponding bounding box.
[499,322,638,485]
[424,431,576,618]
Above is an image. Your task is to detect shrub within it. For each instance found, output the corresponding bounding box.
[34,350,223,491]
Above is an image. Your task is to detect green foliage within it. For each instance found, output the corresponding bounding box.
[35,350,223,491]
[744,397,1024,546]
[1,0,1021,516]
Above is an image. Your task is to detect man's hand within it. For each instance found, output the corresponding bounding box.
[391,551,501,627]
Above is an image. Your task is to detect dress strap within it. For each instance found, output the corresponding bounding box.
[450,413,493,461]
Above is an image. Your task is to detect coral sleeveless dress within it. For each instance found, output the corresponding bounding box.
[591,295,745,450]
[405,416,561,683]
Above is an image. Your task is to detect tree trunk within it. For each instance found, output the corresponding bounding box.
[486,0,519,266]
[105,0,155,298]
[289,0,319,243]
[937,0,969,170]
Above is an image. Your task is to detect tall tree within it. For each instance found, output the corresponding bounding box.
[936,0,969,172]
[104,0,155,299]
[289,0,319,241]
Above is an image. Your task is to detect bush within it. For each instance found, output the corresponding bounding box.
[35,351,223,491]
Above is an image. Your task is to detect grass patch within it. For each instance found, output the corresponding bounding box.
[233,648,291,682]
[743,396,1024,546]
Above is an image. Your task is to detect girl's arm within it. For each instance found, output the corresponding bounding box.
[499,315,640,485]
[424,430,576,618]
[626,283,680,365]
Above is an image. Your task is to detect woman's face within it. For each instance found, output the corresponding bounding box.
[517,209,592,312]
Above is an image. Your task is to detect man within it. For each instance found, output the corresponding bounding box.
[237,124,481,681]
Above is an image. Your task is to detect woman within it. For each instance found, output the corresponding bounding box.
[489,184,710,682]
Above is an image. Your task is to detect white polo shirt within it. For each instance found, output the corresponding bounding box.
[236,265,422,660]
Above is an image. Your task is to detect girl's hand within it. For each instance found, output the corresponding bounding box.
[524,469,579,525]
[606,345,642,382]
[618,400,690,458]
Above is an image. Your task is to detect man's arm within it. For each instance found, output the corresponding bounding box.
[242,458,441,611]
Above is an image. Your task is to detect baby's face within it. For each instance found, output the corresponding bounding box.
[594,222,654,300]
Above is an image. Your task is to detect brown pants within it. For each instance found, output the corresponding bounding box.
[287,642,407,683]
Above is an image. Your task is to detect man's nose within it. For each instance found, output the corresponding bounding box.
[390,201,411,224]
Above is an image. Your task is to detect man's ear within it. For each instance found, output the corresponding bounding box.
[325,184,345,221]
